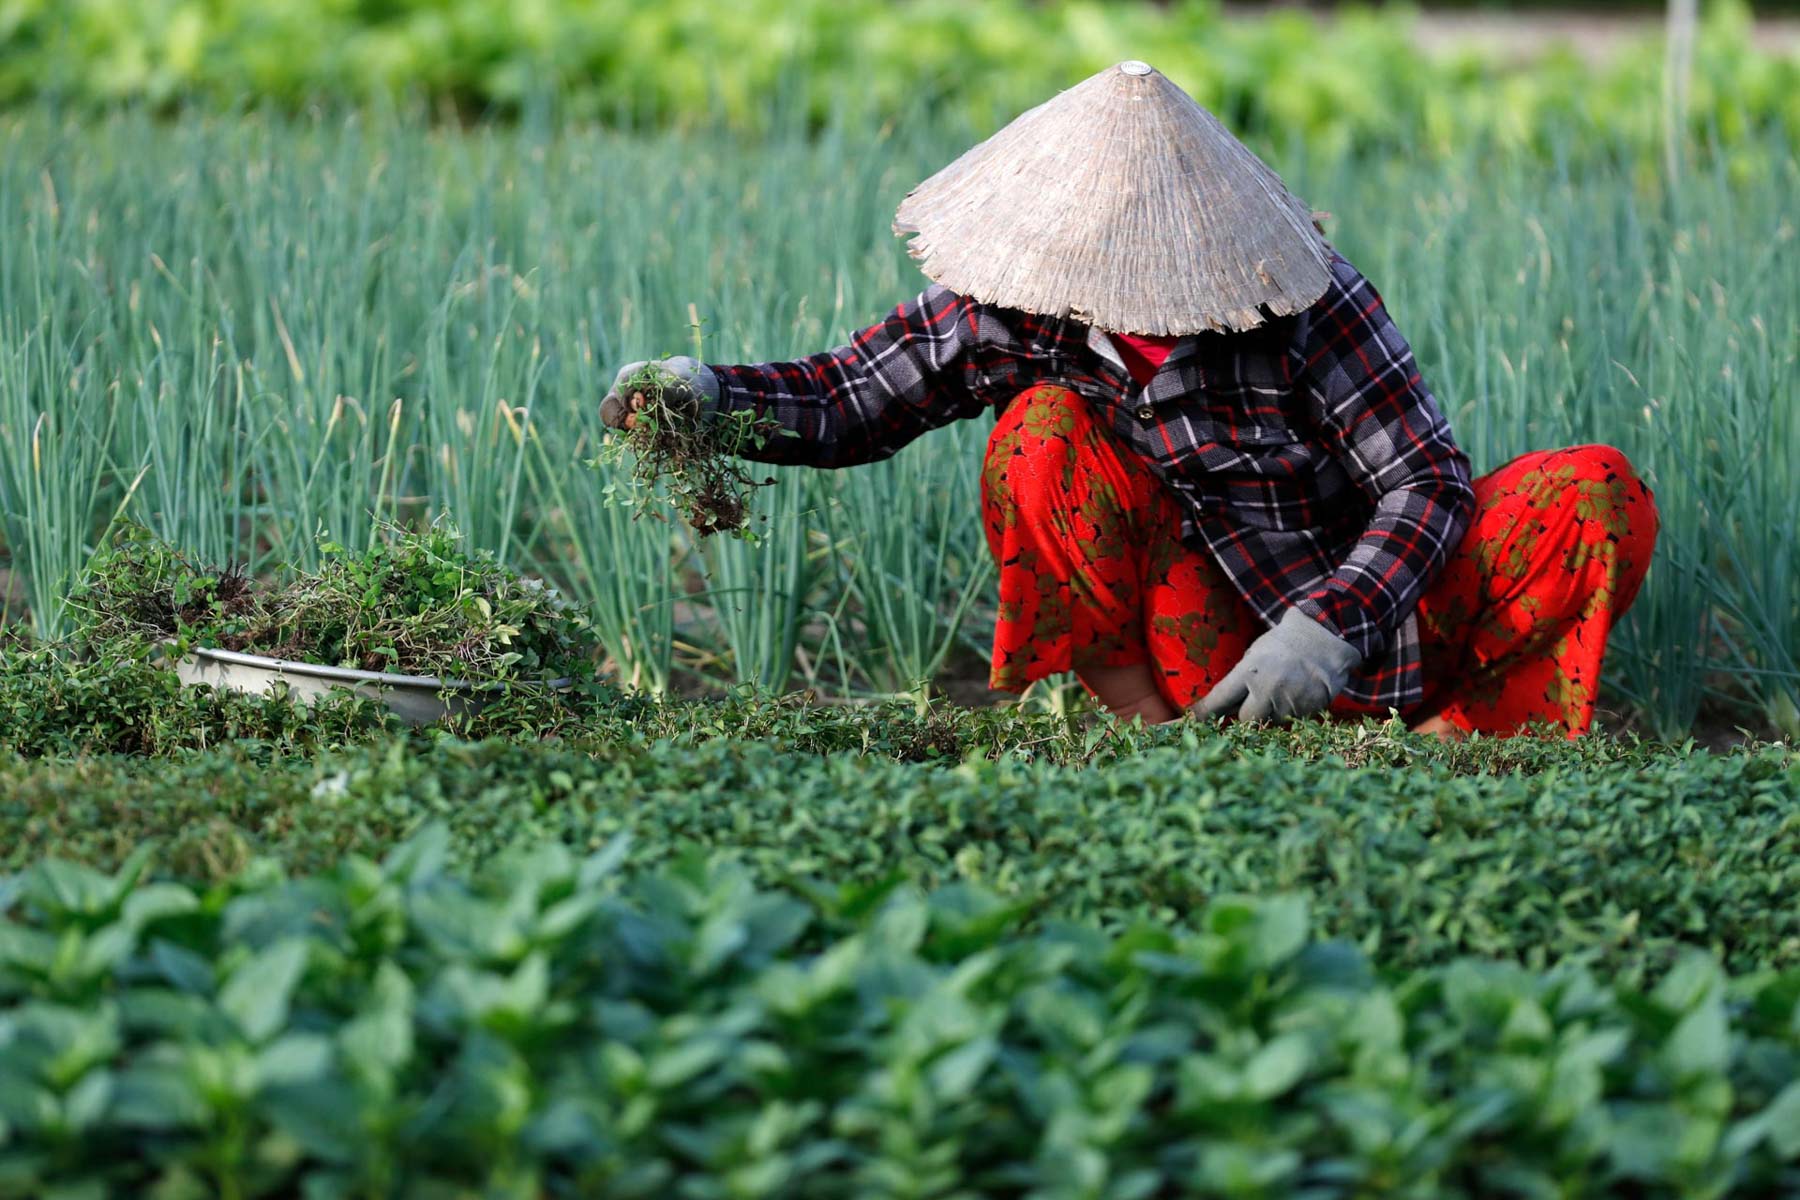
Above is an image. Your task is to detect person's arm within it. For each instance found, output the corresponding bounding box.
[1289,255,1476,662]
[702,284,989,469]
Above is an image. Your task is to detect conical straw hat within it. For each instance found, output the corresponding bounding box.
[892,61,1331,335]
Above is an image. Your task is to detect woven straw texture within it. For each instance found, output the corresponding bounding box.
[892,61,1331,335]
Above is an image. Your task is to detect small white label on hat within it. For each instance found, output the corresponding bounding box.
[1119,60,1154,76]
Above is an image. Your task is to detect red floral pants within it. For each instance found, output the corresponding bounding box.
[981,385,1660,738]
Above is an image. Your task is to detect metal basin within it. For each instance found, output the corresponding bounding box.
[173,645,572,726]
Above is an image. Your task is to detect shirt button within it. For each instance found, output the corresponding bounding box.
[1135,405,1155,420]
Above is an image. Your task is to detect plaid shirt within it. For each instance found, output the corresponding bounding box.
[705,253,1476,712]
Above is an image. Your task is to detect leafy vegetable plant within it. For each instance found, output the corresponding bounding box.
[2,673,1794,979]
[1,832,1798,1197]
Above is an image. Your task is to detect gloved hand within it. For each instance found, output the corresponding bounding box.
[600,356,720,431]
[1191,607,1363,723]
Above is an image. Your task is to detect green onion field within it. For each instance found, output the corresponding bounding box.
[0,8,1798,1194]
[1,109,1793,731]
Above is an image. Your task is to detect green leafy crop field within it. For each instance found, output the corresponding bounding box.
[3,805,1800,1196]
[7,546,1792,1200]
[3,544,1798,1198]
[5,708,1797,979]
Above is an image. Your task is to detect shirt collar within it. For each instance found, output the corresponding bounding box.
[1086,325,1125,373]
[1086,325,1201,379]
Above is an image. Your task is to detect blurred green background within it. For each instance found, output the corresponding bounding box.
[1,0,1795,154]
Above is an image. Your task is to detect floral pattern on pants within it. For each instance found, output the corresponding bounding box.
[980,385,1660,738]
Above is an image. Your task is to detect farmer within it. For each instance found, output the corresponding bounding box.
[601,61,1659,739]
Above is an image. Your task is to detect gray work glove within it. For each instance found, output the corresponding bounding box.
[1191,607,1363,723]
[600,356,720,431]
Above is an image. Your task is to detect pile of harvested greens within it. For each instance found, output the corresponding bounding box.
[68,524,599,682]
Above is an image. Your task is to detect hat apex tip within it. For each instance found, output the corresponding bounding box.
[1118,60,1155,76]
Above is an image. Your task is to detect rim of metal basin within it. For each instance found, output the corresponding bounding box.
[179,644,574,692]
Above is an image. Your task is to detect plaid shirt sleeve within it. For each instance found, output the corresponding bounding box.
[1290,257,1476,661]
[702,285,989,469]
